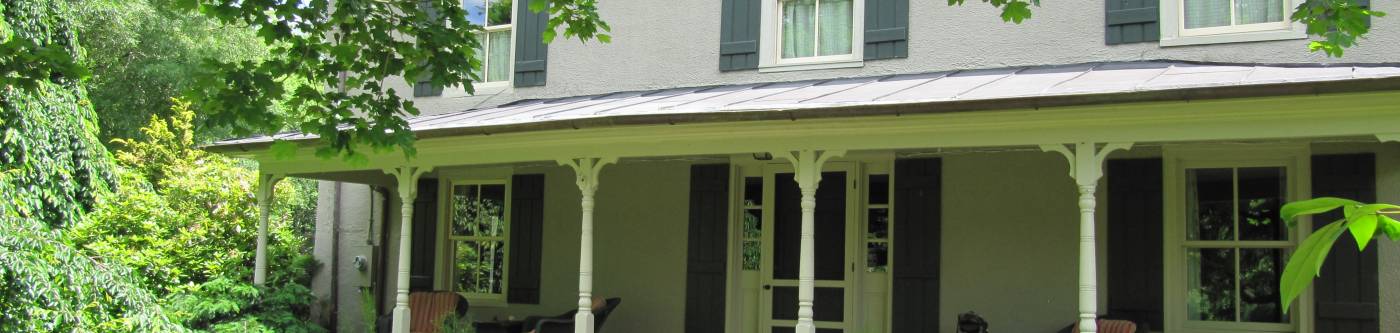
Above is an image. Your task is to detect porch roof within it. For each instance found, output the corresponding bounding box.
[206,61,1400,152]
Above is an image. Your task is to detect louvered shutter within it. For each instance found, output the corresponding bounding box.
[410,178,439,290]
[508,174,545,304]
[1312,154,1379,333]
[1105,158,1164,331]
[891,158,941,332]
[514,1,549,87]
[719,0,760,71]
[1106,0,1159,44]
[415,1,443,96]
[685,164,730,333]
[864,0,908,60]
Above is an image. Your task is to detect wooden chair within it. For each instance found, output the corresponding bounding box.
[1071,319,1138,333]
[372,291,468,333]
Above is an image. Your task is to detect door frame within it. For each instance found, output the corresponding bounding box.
[756,160,859,333]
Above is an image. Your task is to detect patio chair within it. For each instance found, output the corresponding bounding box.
[375,291,469,333]
[1068,319,1138,333]
[523,297,623,333]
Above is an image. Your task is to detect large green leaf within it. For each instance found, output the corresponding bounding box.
[1347,214,1378,251]
[1381,215,1400,240]
[1280,220,1346,313]
[1280,197,1361,227]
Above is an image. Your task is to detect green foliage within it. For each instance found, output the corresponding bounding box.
[359,287,379,332]
[0,0,90,90]
[529,0,610,44]
[947,0,1039,23]
[1293,0,1387,57]
[1278,197,1400,313]
[438,312,478,333]
[70,0,270,142]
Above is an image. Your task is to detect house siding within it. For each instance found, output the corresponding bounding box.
[393,0,1400,115]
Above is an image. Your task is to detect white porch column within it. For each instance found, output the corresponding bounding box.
[385,166,433,333]
[254,173,284,286]
[559,157,617,333]
[774,149,844,333]
[1040,142,1131,333]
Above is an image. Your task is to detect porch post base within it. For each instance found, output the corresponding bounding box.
[392,307,411,333]
[574,311,595,333]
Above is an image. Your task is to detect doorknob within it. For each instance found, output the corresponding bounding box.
[763,284,771,290]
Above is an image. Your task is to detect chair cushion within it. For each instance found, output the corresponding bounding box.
[1071,319,1138,333]
[409,292,463,333]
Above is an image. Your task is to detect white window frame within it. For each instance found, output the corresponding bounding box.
[473,0,516,90]
[1163,144,1313,333]
[758,0,865,73]
[1160,0,1306,46]
[440,178,512,306]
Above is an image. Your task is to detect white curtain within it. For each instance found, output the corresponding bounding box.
[1236,0,1283,25]
[487,31,511,82]
[817,0,852,56]
[1184,0,1231,28]
[781,0,816,58]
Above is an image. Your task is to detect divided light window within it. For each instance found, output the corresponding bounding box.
[464,0,513,83]
[779,0,854,59]
[1182,167,1291,329]
[1180,0,1289,35]
[449,181,510,301]
[742,177,763,271]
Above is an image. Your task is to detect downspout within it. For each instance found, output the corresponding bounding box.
[373,186,392,315]
[331,181,342,331]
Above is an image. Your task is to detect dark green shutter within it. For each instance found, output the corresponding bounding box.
[410,178,439,290]
[514,1,549,87]
[891,158,940,332]
[1312,154,1379,333]
[1105,158,1164,330]
[719,0,760,71]
[1106,0,1159,45]
[1358,0,1373,27]
[863,0,908,60]
[685,164,729,333]
[508,174,545,304]
[414,1,443,97]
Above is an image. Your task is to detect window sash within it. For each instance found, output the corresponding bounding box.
[446,180,511,301]
[1178,0,1290,36]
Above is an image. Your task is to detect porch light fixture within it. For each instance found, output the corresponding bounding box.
[752,152,773,161]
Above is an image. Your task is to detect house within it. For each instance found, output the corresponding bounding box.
[203,0,1400,332]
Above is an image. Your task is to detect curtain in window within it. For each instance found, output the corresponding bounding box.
[1184,0,1231,28]
[781,0,817,58]
[487,31,511,82]
[817,0,852,56]
[1236,0,1283,25]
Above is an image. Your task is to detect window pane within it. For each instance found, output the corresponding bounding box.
[464,0,487,26]
[1187,248,1237,321]
[868,174,889,205]
[1241,249,1286,323]
[454,240,505,294]
[781,0,817,59]
[486,31,512,82]
[1239,167,1286,241]
[1187,168,1234,241]
[866,242,888,272]
[1236,0,1284,25]
[867,208,888,239]
[452,184,506,237]
[743,240,761,270]
[487,0,512,26]
[744,177,763,206]
[816,0,853,56]
[744,209,763,239]
[1184,0,1231,29]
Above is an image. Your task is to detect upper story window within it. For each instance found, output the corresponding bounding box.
[465,0,513,84]
[1161,0,1304,46]
[759,0,864,72]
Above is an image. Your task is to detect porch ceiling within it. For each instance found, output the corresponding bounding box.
[206,61,1400,153]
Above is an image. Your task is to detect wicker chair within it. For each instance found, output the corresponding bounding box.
[1070,319,1138,333]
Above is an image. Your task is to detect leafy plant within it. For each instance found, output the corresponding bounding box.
[1278,197,1400,312]
[438,312,478,333]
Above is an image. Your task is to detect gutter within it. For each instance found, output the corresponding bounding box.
[203,75,1400,155]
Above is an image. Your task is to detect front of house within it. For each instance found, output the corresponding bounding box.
[206,0,1400,333]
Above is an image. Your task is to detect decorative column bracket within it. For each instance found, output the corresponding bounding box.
[384,166,433,333]
[1039,142,1131,333]
[254,173,285,286]
[772,149,845,333]
[558,157,617,333]
[1376,133,1400,143]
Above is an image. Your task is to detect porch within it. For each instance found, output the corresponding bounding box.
[208,62,1400,333]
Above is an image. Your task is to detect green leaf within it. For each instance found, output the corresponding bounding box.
[1380,215,1400,240]
[1280,220,1346,313]
[529,0,547,13]
[269,140,299,159]
[1280,197,1361,227]
[1348,214,1378,251]
[1000,1,1033,23]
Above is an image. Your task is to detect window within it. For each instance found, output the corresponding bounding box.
[760,0,863,71]
[1166,146,1306,332]
[865,174,889,272]
[1161,0,1303,46]
[464,0,513,83]
[742,177,763,271]
[447,181,510,301]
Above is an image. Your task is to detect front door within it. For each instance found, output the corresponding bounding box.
[760,163,856,333]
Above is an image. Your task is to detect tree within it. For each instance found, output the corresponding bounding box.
[1277,197,1400,313]
[69,0,271,142]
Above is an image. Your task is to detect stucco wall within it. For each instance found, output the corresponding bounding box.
[311,182,384,333]
[396,0,1400,114]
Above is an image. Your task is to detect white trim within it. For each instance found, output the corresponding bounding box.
[758,0,865,72]
[1162,144,1313,333]
[1160,0,1306,47]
